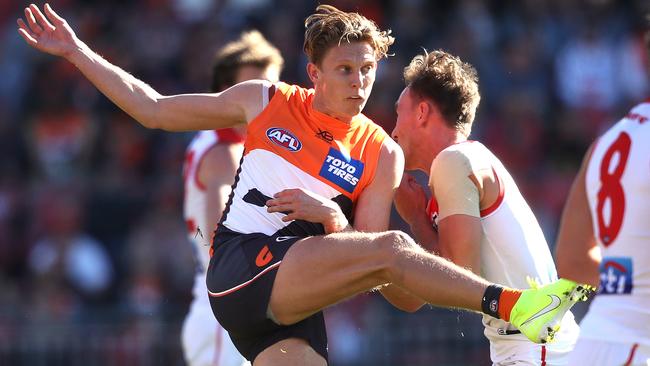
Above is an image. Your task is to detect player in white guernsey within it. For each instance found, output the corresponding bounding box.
[555,97,650,363]
[391,50,579,365]
[181,31,283,366]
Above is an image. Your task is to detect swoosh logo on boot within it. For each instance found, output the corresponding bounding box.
[520,294,561,326]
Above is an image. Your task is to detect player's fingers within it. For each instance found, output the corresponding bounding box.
[273,188,301,199]
[266,196,293,206]
[24,8,43,34]
[267,203,292,213]
[44,3,65,26]
[272,190,289,198]
[29,4,55,31]
[17,18,31,34]
[17,26,38,46]
[408,178,421,190]
[281,213,297,222]
[406,173,417,184]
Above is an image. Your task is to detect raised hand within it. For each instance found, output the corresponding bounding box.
[394,173,428,226]
[266,188,349,234]
[17,3,81,58]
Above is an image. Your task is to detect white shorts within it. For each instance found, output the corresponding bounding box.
[181,296,248,366]
[487,315,579,365]
[568,339,650,366]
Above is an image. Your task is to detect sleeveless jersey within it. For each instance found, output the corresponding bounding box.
[183,128,245,298]
[216,82,388,246]
[426,141,573,343]
[581,100,650,346]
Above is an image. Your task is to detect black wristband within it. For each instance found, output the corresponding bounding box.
[481,284,504,319]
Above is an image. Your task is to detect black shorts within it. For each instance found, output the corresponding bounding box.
[206,227,328,362]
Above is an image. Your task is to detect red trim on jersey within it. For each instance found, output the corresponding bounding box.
[624,343,639,366]
[207,262,281,297]
[480,167,505,217]
[426,197,439,225]
[185,219,196,235]
[269,84,276,100]
[215,128,245,144]
[540,345,546,366]
[192,129,245,191]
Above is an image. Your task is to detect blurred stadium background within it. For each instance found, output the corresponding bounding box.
[1,0,648,365]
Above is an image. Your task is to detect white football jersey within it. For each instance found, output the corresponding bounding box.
[427,141,578,353]
[581,100,650,346]
[183,129,244,298]
[182,129,248,366]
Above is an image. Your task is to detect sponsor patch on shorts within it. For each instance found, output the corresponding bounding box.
[319,147,364,193]
[599,256,633,295]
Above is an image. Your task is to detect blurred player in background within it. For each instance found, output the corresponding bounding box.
[554,25,650,366]
[182,30,283,366]
[17,4,590,365]
[391,50,580,365]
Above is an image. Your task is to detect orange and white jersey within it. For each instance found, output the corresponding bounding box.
[426,141,575,345]
[581,100,650,346]
[217,82,387,242]
[183,128,245,297]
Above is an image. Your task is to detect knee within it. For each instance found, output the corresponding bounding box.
[375,230,417,260]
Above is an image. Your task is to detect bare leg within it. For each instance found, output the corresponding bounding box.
[253,338,326,366]
[269,230,488,325]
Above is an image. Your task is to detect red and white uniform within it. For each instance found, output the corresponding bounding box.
[427,141,579,365]
[182,129,247,366]
[569,101,650,365]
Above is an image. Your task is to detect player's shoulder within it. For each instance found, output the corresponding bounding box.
[380,134,402,157]
[432,140,496,177]
[272,81,312,102]
[435,141,481,166]
[228,79,276,98]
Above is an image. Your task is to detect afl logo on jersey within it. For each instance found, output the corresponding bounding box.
[266,127,302,152]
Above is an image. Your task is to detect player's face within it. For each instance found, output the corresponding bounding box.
[235,65,281,84]
[392,87,419,170]
[309,41,377,122]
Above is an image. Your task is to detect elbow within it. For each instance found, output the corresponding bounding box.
[138,95,167,130]
[395,300,426,313]
[402,304,425,313]
[139,117,161,130]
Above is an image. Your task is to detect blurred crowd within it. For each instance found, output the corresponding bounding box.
[1,0,648,365]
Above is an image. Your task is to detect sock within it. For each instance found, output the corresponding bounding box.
[498,288,522,322]
[481,285,522,322]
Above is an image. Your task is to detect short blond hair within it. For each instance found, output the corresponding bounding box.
[303,5,394,65]
[404,50,480,136]
[211,30,284,92]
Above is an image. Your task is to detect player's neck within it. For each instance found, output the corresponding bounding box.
[311,95,355,124]
[426,130,468,169]
[439,130,467,150]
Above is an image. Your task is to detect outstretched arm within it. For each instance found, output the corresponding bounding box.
[17,4,262,131]
[555,144,601,288]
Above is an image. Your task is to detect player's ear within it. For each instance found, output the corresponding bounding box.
[416,100,430,127]
[306,63,320,84]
